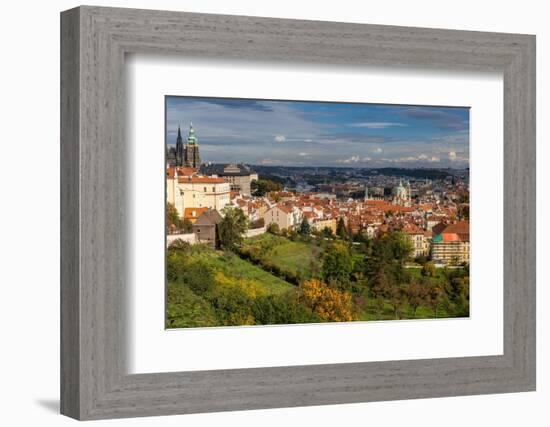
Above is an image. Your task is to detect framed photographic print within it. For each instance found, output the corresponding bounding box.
[61,6,536,420]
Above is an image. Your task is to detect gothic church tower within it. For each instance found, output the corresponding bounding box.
[184,123,201,168]
[175,125,184,166]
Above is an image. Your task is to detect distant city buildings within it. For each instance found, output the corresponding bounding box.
[166,124,469,265]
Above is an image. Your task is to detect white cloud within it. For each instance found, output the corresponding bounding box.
[374,147,383,154]
[274,135,286,143]
[349,122,405,129]
[449,151,457,161]
[298,152,308,156]
[336,155,360,164]
[362,157,372,161]
[380,154,440,164]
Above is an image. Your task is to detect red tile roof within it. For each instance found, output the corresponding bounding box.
[183,207,208,219]
[178,176,228,184]
[166,166,197,178]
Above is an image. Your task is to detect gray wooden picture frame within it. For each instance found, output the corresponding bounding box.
[60,5,536,421]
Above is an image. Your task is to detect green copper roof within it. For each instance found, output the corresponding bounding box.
[187,123,198,145]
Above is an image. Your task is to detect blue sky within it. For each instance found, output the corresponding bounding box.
[166,96,469,168]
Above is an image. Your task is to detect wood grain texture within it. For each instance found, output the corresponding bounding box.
[60,7,80,419]
[60,6,536,420]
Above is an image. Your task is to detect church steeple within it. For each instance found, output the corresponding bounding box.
[175,124,184,166]
[187,123,199,146]
[183,123,201,168]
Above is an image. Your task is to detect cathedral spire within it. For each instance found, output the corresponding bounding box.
[187,123,198,146]
[183,122,201,168]
[175,124,184,166]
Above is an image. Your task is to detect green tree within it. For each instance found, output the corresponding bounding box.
[166,202,182,230]
[321,226,334,239]
[181,218,193,233]
[218,207,248,251]
[336,217,347,239]
[251,179,283,196]
[321,241,353,290]
[252,292,320,325]
[208,285,255,326]
[422,261,437,277]
[266,222,280,235]
[448,276,470,317]
[166,283,218,328]
[298,217,311,236]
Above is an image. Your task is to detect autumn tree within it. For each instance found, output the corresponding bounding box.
[166,202,182,231]
[426,282,446,318]
[369,269,392,316]
[298,279,354,322]
[387,284,408,319]
[407,281,429,318]
[218,207,248,251]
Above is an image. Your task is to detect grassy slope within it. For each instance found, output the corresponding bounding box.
[245,233,321,278]
[359,299,454,321]
[166,247,294,328]
[171,247,293,295]
[214,250,293,294]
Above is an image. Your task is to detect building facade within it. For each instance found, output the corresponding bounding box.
[430,221,470,264]
[200,163,258,196]
[192,209,222,248]
[263,205,300,231]
[166,167,231,217]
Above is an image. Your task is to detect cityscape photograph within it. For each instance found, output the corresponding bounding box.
[165,96,470,328]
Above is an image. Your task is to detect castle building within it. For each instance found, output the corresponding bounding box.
[166,166,230,217]
[200,163,258,196]
[173,124,201,168]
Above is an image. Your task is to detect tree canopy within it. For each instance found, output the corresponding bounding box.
[321,241,354,290]
[218,207,248,250]
[251,179,283,196]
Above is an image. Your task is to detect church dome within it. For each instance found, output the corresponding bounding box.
[392,180,407,198]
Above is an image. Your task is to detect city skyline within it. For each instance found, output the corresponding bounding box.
[166,96,469,168]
